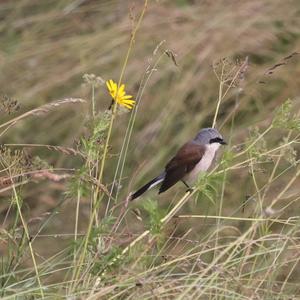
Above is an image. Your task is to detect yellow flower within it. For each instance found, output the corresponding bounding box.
[106,79,135,110]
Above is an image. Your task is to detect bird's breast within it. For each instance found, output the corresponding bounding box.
[183,145,219,183]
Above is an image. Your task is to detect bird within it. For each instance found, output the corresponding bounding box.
[130,128,226,201]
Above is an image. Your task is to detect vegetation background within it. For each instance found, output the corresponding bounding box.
[0,0,300,299]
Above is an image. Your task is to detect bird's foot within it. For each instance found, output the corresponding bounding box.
[182,180,193,193]
[186,187,194,193]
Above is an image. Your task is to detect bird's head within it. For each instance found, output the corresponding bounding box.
[194,128,227,146]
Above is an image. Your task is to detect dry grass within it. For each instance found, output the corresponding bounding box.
[0,0,300,299]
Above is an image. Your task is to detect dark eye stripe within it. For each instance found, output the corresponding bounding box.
[209,137,222,144]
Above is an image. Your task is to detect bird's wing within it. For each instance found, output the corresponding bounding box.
[159,142,206,193]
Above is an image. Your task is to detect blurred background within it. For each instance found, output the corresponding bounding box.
[1,0,300,285]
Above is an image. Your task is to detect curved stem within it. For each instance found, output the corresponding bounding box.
[97,0,148,186]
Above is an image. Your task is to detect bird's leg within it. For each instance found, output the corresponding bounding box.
[181,180,193,193]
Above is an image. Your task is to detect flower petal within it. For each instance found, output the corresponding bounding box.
[123,101,135,106]
[118,84,125,97]
[123,103,134,109]
[122,95,133,100]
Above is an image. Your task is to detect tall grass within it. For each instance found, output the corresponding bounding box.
[0,0,300,299]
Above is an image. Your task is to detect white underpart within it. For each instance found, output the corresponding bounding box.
[183,143,221,184]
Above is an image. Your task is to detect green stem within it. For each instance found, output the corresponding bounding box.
[70,1,149,291]
[74,188,81,261]
[12,184,44,298]
[212,61,225,128]
[91,84,95,119]
[98,0,148,186]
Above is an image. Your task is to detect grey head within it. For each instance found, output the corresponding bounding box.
[193,128,226,145]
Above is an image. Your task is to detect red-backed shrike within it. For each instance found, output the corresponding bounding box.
[130,128,226,200]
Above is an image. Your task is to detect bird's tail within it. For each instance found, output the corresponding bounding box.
[130,172,165,201]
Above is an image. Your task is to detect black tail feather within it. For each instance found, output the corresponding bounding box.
[130,173,165,201]
[130,178,158,201]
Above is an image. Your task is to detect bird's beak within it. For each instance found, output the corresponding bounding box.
[220,140,227,145]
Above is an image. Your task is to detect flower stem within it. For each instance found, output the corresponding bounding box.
[12,183,44,298]
[98,0,148,186]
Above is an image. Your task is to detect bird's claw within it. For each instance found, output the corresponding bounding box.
[186,187,194,193]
